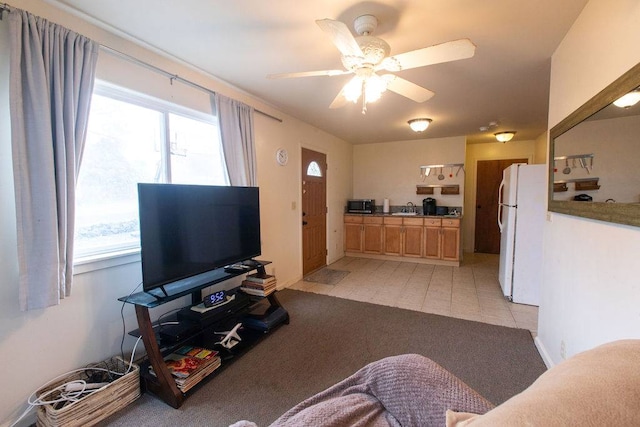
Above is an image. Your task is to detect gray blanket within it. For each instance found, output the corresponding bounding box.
[266,354,494,426]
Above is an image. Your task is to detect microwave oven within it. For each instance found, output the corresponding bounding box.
[347,199,375,214]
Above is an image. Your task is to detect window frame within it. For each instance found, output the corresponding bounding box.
[74,81,226,274]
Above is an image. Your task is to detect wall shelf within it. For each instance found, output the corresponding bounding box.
[416,184,460,195]
[553,177,600,192]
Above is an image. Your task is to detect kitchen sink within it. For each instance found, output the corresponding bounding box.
[391,212,418,216]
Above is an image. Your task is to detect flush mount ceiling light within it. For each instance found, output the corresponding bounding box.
[613,90,640,108]
[494,131,516,143]
[408,118,432,132]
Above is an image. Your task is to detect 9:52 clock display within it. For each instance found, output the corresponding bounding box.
[203,290,228,308]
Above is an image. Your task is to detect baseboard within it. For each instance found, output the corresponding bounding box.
[345,251,460,267]
[534,336,555,369]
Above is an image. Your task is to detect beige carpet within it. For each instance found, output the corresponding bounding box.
[99,289,546,427]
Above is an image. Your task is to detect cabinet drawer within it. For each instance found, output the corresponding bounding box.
[363,216,383,225]
[344,215,363,224]
[383,217,403,225]
[403,218,424,226]
[424,218,442,226]
[442,218,460,227]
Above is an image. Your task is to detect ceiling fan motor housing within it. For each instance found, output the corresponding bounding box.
[341,36,390,70]
[353,14,378,35]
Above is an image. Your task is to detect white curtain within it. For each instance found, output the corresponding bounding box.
[8,9,98,310]
[211,93,257,186]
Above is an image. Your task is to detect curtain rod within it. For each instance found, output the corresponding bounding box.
[0,3,281,123]
[100,44,283,123]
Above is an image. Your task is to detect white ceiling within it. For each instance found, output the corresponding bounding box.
[53,0,588,144]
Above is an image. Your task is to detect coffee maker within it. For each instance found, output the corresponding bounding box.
[422,198,436,216]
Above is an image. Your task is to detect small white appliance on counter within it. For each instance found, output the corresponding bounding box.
[497,163,546,305]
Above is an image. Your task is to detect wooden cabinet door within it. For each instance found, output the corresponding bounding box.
[442,218,461,261]
[363,217,383,254]
[383,225,402,255]
[424,226,442,259]
[423,218,442,259]
[344,216,363,252]
[402,218,423,258]
[403,226,423,257]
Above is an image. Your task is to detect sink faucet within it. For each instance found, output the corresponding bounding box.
[406,202,415,213]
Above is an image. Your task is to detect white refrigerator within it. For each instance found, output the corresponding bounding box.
[497,163,546,305]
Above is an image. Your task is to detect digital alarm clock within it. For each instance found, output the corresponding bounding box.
[203,290,228,308]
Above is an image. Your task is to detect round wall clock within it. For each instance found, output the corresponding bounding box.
[276,148,288,166]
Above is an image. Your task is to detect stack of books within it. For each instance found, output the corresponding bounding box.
[150,345,221,393]
[240,272,277,297]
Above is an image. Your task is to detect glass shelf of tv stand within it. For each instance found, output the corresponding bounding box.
[118,260,271,309]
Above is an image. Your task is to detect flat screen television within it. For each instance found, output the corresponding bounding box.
[137,183,261,295]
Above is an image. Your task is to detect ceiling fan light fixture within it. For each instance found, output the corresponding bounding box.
[408,118,432,132]
[494,131,516,143]
[613,90,640,108]
[344,77,363,102]
[364,74,388,102]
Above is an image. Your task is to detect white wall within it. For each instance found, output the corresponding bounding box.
[353,136,466,212]
[538,0,640,366]
[0,1,352,425]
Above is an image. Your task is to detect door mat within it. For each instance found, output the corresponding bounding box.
[304,268,349,285]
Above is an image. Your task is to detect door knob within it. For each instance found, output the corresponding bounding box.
[302,221,308,225]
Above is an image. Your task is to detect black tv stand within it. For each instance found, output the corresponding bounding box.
[118,260,287,408]
[224,259,266,275]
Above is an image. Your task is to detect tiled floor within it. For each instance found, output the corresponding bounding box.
[289,253,538,335]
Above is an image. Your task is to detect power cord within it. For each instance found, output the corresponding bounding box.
[9,363,130,427]
[120,281,142,367]
[10,281,146,427]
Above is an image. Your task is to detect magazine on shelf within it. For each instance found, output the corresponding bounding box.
[150,345,221,387]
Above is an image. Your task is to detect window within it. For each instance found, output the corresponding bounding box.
[74,82,228,260]
[306,161,322,177]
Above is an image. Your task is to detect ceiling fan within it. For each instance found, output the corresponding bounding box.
[267,14,476,114]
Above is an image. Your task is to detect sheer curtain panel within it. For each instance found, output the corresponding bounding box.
[212,93,257,186]
[9,9,98,310]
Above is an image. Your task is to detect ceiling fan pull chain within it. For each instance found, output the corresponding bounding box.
[361,80,367,114]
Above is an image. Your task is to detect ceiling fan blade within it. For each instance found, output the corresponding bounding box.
[267,69,350,79]
[316,18,364,58]
[383,75,435,103]
[380,38,476,72]
[329,90,349,109]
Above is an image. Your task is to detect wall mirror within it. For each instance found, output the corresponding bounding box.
[549,62,640,227]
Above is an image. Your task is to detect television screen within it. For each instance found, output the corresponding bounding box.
[138,183,261,292]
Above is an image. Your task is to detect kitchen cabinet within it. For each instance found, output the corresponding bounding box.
[441,218,461,261]
[344,215,363,252]
[344,215,461,265]
[363,216,383,254]
[423,218,442,259]
[383,217,403,256]
[344,215,383,254]
[383,217,423,257]
[424,218,460,261]
[402,218,424,258]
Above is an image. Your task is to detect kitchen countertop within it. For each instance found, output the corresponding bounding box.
[345,213,463,219]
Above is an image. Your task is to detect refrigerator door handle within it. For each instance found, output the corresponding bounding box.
[497,179,505,232]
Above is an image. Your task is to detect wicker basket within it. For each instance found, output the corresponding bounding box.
[36,357,140,427]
